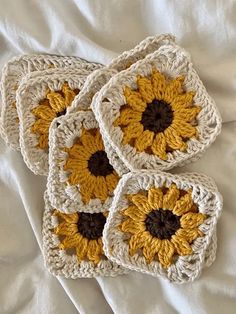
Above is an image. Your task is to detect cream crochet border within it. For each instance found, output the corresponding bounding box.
[47,110,126,213]
[17,68,90,175]
[92,44,222,172]
[42,192,127,278]
[0,54,101,150]
[103,171,223,283]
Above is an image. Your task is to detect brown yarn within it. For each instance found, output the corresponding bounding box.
[77,212,106,240]
[88,150,114,177]
[145,208,181,240]
[141,99,174,133]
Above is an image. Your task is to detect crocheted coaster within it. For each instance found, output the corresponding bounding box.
[0,54,100,150]
[92,44,222,172]
[42,192,127,278]
[103,171,223,283]
[17,68,90,175]
[47,110,124,213]
[68,33,175,113]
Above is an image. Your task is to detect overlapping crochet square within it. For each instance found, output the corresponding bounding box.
[103,171,222,283]
[0,54,100,150]
[17,68,90,175]
[92,44,222,172]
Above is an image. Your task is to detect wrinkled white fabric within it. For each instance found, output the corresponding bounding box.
[0,1,236,313]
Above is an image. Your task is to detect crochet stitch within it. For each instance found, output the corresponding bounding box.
[0,54,101,150]
[103,171,222,283]
[42,192,127,278]
[47,111,121,213]
[17,68,90,175]
[92,44,222,172]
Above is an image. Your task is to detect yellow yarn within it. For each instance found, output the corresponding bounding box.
[120,184,206,268]
[53,211,106,264]
[64,128,119,204]
[114,70,201,160]
[31,83,79,150]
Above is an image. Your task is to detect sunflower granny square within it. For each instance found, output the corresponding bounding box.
[42,192,126,278]
[0,54,101,150]
[103,171,222,283]
[92,44,222,172]
[17,68,92,175]
[47,110,124,213]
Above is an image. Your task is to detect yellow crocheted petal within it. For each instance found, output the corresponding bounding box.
[122,122,144,144]
[151,70,167,100]
[37,133,49,149]
[123,205,146,221]
[157,239,175,268]
[173,107,201,123]
[105,172,119,193]
[147,187,163,209]
[55,211,79,224]
[47,91,67,113]
[62,83,77,106]
[79,176,96,204]
[134,130,154,152]
[76,237,89,262]
[87,239,103,264]
[31,119,51,134]
[67,166,91,186]
[175,227,201,243]
[163,76,185,104]
[171,92,195,111]
[173,192,193,216]
[54,222,78,236]
[127,193,152,214]
[137,75,155,103]
[31,104,56,121]
[164,127,187,151]
[66,143,91,160]
[172,120,198,138]
[114,107,142,127]
[80,129,102,154]
[64,158,88,172]
[151,133,167,160]
[180,213,206,229]
[124,86,147,112]
[93,176,109,202]
[59,233,82,250]
[129,231,151,256]
[162,184,180,210]
[171,234,193,256]
[94,128,105,151]
[121,218,146,234]
[142,236,162,263]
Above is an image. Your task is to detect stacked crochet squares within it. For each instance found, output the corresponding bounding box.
[0,34,223,283]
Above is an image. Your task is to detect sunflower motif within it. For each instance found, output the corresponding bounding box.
[54,211,107,264]
[114,70,201,160]
[120,184,206,268]
[31,83,79,150]
[64,128,119,204]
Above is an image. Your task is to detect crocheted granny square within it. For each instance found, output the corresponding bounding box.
[92,44,222,172]
[0,54,100,150]
[103,171,222,283]
[47,110,126,213]
[68,33,175,113]
[17,68,90,175]
[42,192,126,278]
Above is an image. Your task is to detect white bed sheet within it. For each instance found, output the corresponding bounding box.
[0,1,236,313]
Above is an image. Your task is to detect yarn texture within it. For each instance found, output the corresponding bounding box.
[103,171,222,283]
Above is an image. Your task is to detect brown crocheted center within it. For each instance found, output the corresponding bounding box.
[145,209,180,240]
[88,150,114,177]
[77,213,106,240]
[141,99,173,133]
